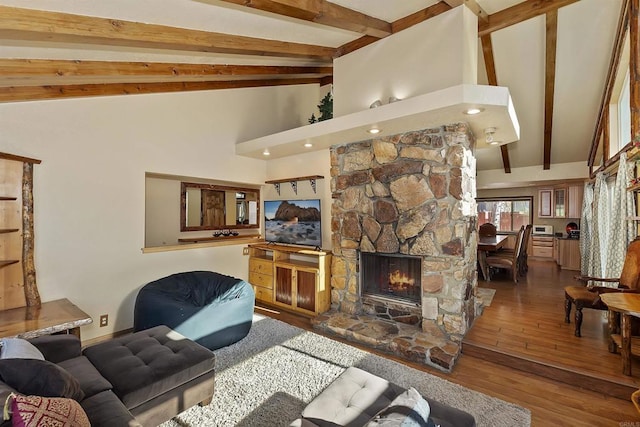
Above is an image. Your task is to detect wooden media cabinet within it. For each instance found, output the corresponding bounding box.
[247,243,331,316]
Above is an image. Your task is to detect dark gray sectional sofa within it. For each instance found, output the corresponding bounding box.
[0,325,215,427]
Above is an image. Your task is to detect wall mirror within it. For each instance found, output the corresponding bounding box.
[180,182,260,231]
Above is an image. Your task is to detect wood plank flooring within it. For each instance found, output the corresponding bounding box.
[256,259,640,426]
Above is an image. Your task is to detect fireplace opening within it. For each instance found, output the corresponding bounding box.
[360,253,421,304]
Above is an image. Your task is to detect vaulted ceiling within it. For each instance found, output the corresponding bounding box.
[0,0,624,174]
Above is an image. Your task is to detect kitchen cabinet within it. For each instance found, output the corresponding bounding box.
[567,185,583,218]
[554,187,566,218]
[531,235,555,260]
[557,238,581,270]
[538,185,583,219]
[538,189,553,218]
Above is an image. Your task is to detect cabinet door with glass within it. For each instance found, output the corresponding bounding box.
[538,189,553,218]
[554,187,567,218]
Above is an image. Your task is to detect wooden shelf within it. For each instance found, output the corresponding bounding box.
[265,175,324,195]
[178,234,260,243]
[0,229,19,234]
[0,260,19,269]
[0,197,17,201]
[265,175,324,184]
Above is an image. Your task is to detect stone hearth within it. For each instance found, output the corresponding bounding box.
[320,123,478,372]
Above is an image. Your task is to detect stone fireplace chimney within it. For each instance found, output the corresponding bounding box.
[330,123,477,346]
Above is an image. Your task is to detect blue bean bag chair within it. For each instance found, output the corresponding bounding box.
[133,271,255,350]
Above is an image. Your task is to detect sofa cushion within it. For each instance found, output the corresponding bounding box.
[28,335,81,364]
[83,325,215,409]
[0,339,44,361]
[0,359,84,401]
[366,387,431,426]
[300,367,401,426]
[79,390,141,427]
[7,393,90,427]
[58,356,112,399]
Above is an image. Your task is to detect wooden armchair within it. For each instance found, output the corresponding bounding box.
[564,237,640,337]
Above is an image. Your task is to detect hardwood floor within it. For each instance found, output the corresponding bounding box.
[256,259,640,426]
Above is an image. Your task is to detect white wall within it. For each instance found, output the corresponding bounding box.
[264,149,332,250]
[0,84,318,341]
[477,161,589,190]
[145,177,181,247]
[332,5,478,116]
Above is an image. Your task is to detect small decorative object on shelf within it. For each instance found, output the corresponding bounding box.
[308,93,333,124]
[213,229,239,237]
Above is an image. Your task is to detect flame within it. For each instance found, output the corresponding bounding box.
[388,269,415,291]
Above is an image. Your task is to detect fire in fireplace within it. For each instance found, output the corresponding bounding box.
[360,252,421,304]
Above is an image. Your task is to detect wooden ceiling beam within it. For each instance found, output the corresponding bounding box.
[0,78,323,103]
[391,2,453,34]
[0,5,335,60]
[588,0,630,167]
[0,59,332,84]
[478,0,579,37]
[217,0,392,38]
[543,10,558,170]
[481,34,511,174]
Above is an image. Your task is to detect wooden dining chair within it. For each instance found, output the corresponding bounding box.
[485,225,525,284]
[564,237,640,337]
[495,224,532,276]
[479,223,497,237]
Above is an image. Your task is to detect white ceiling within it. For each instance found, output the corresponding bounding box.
[0,0,625,174]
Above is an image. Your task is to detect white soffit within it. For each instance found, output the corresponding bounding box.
[235,84,520,159]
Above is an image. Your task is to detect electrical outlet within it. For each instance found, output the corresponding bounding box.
[242,247,249,255]
[99,314,108,327]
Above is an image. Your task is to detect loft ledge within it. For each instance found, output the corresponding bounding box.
[235,84,520,159]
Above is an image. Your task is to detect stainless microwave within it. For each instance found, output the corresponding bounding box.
[532,224,553,235]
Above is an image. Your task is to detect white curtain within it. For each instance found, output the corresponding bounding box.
[580,182,594,275]
[606,152,636,279]
[588,173,609,280]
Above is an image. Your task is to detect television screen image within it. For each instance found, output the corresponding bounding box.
[264,199,321,248]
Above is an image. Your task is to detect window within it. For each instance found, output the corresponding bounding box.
[477,197,532,232]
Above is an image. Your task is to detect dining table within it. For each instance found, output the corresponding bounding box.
[477,234,509,281]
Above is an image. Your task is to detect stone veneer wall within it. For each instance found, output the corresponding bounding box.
[330,123,478,342]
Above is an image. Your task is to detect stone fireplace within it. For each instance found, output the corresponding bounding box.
[318,123,477,371]
[360,252,422,304]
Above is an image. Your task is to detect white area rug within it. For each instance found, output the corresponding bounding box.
[162,314,530,427]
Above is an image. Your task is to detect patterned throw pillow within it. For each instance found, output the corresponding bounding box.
[366,387,432,427]
[6,393,90,427]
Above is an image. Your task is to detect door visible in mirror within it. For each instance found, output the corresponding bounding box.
[180,182,260,231]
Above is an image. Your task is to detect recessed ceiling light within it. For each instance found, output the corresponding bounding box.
[464,108,484,115]
[367,128,381,135]
[262,148,270,156]
[304,142,313,148]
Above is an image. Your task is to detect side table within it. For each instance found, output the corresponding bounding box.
[0,298,92,340]
[600,293,640,376]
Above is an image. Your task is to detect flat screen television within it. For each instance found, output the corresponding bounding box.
[264,199,321,248]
